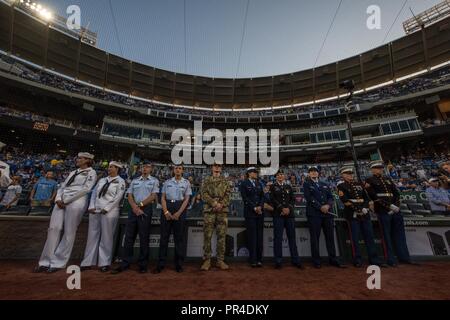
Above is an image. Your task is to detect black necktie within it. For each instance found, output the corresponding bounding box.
[98,179,113,198]
[66,170,81,187]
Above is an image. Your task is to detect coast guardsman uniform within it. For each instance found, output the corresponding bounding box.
[365,161,412,266]
[158,176,192,271]
[239,167,265,267]
[81,162,126,270]
[337,166,383,267]
[39,152,97,270]
[200,171,231,270]
[269,170,302,268]
[303,166,342,268]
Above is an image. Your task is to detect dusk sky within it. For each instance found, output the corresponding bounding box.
[40,0,442,78]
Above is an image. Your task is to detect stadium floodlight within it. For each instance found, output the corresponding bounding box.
[12,0,54,22]
[39,8,53,21]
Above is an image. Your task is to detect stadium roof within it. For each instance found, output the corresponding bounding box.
[0,1,449,110]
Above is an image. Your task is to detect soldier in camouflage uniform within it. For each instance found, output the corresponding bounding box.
[200,163,231,271]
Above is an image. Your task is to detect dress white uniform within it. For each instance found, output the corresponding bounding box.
[39,167,97,268]
[81,175,126,267]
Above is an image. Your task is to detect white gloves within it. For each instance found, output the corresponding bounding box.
[389,204,400,214]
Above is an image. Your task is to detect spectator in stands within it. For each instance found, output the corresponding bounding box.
[387,164,399,180]
[0,170,10,189]
[0,152,11,188]
[396,178,419,192]
[416,167,427,180]
[29,171,57,207]
[438,161,450,190]
[426,178,450,216]
[0,176,22,212]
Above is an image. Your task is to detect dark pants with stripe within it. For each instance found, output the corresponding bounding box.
[377,212,410,264]
[347,218,381,265]
[307,215,338,266]
[245,216,264,264]
[121,205,153,269]
[273,216,300,265]
[158,200,187,268]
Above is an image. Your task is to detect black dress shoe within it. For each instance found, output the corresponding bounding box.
[313,263,322,269]
[275,263,282,269]
[99,266,110,273]
[374,263,388,268]
[401,260,421,266]
[80,266,92,272]
[293,263,304,269]
[256,262,263,268]
[139,266,148,274]
[33,266,49,273]
[354,262,363,268]
[111,266,128,274]
[47,267,61,273]
[152,266,164,274]
[250,263,257,268]
[175,265,183,273]
[387,261,398,267]
[330,261,346,268]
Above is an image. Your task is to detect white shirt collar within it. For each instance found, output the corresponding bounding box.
[107,175,119,182]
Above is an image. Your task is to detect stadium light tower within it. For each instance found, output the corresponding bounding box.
[340,80,363,183]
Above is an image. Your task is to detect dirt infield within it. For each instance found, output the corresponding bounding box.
[0,260,449,300]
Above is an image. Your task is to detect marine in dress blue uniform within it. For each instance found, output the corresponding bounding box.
[303,166,344,268]
[112,161,159,274]
[364,161,417,266]
[269,170,303,269]
[337,166,385,267]
[155,165,192,273]
[239,167,265,267]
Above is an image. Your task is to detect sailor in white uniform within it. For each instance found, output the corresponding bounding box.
[80,161,126,272]
[35,152,97,273]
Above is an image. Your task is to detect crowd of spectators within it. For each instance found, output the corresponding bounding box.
[1,141,449,216]
[1,52,449,118]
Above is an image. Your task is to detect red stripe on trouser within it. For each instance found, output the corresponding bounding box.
[376,214,388,261]
[346,220,356,258]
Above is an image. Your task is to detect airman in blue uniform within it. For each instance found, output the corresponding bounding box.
[155,165,192,273]
[112,160,159,274]
[240,167,265,267]
[303,166,344,268]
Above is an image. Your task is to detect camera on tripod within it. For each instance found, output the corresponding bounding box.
[339,80,355,92]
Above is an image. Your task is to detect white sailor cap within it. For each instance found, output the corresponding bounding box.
[78,152,95,160]
[369,161,384,169]
[246,167,258,174]
[109,161,123,169]
[339,166,354,174]
[428,177,439,183]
